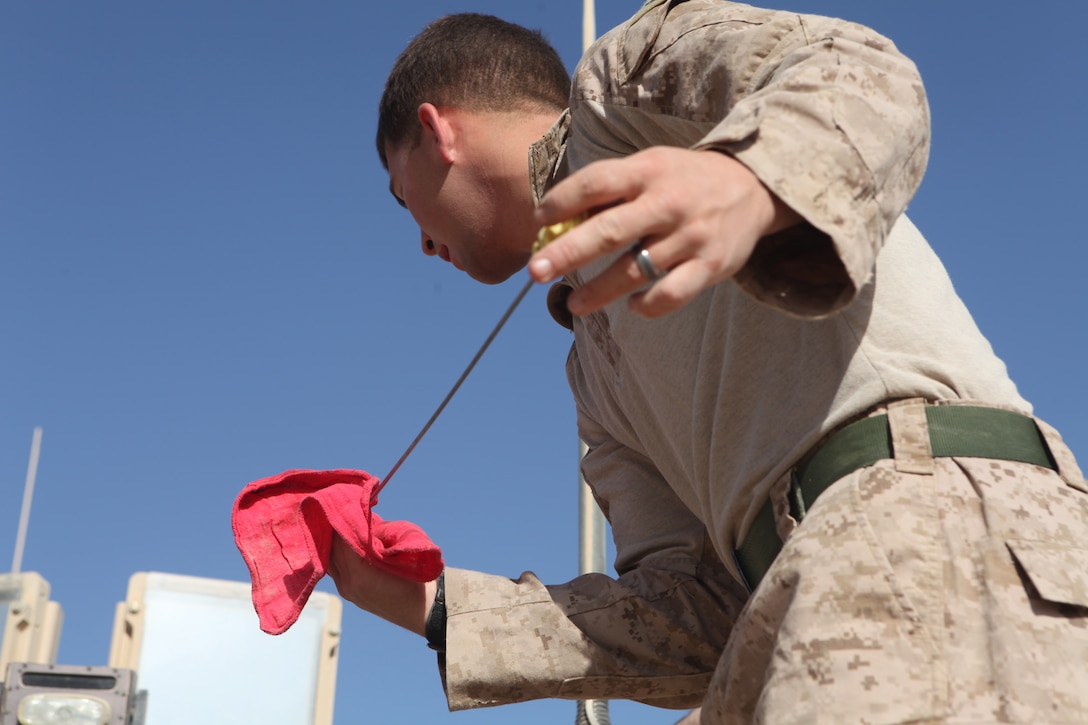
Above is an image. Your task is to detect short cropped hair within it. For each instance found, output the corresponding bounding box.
[376,13,571,168]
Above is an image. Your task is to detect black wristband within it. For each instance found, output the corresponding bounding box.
[424,571,446,652]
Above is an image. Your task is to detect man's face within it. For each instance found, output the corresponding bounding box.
[384,133,531,285]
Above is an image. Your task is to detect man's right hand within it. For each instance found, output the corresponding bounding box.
[326,534,439,637]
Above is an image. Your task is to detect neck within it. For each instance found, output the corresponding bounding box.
[455,108,564,252]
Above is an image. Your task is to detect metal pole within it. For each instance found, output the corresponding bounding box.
[582,0,596,53]
[577,441,606,577]
[575,1,612,723]
[577,0,605,587]
[12,427,43,574]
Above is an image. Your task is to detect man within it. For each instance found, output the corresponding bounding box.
[328,3,1088,723]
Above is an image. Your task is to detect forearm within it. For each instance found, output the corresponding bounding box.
[759,169,805,237]
[327,536,439,637]
[439,423,747,708]
[443,557,745,711]
[361,571,437,637]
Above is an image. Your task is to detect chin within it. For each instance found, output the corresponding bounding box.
[471,268,517,285]
[470,255,530,285]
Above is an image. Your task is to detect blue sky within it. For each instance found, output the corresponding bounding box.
[2,2,1086,723]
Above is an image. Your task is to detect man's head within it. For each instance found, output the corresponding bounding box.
[377,13,570,169]
[377,14,570,284]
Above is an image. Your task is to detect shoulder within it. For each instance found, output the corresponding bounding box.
[572,1,806,114]
[575,1,901,105]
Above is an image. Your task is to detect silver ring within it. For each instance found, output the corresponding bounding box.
[632,241,666,282]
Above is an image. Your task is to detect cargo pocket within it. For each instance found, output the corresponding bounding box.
[1006,540,1088,609]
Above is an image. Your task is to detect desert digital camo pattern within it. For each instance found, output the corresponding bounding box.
[711,400,1088,723]
[444,538,745,710]
[433,1,1088,721]
[567,0,929,317]
[446,401,1088,722]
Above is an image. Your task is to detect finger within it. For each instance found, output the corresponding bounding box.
[627,258,716,319]
[535,156,646,228]
[532,203,629,280]
[531,195,676,285]
[530,159,665,284]
[564,241,660,315]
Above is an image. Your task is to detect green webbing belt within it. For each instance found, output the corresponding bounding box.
[733,406,1057,592]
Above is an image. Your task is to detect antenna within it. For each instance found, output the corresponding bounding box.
[11,427,43,575]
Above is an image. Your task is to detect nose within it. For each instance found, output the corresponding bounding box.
[421,229,437,256]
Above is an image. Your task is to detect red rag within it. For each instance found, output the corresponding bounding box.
[231,469,443,635]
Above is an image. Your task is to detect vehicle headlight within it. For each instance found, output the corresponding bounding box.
[17,693,110,725]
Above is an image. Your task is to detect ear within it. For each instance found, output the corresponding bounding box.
[417,103,457,164]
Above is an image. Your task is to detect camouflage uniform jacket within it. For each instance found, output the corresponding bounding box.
[441,0,1030,712]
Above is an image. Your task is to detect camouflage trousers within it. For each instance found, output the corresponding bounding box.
[708,401,1088,724]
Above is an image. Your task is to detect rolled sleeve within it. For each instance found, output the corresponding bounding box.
[705,16,930,315]
[570,1,930,317]
[440,427,747,711]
